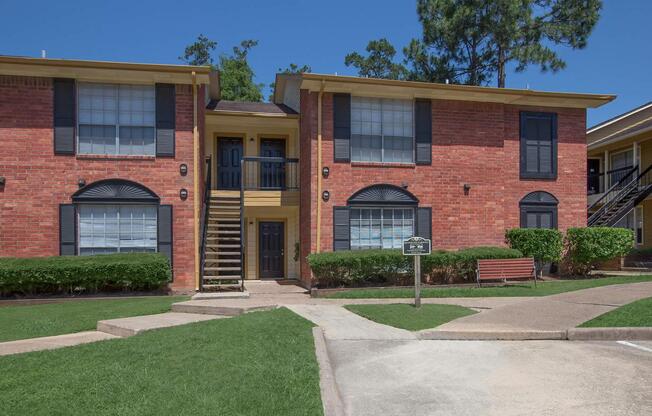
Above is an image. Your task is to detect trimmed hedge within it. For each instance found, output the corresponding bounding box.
[563,227,633,276]
[307,246,523,288]
[505,228,563,264]
[0,253,172,296]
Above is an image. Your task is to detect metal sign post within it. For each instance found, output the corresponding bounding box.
[403,237,432,308]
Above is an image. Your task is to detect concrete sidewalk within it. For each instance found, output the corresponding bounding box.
[437,281,652,332]
[0,331,119,356]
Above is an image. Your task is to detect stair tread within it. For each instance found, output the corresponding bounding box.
[206,244,241,248]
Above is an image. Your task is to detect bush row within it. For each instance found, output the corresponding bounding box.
[506,227,633,276]
[0,253,172,296]
[307,247,523,288]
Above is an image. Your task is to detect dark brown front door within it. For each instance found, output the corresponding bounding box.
[259,221,284,278]
[260,139,286,189]
[217,138,243,189]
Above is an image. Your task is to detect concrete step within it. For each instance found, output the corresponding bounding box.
[97,312,225,337]
[205,266,241,271]
[172,300,276,316]
[206,244,241,249]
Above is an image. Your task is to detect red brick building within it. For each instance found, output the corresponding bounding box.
[0,56,614,292]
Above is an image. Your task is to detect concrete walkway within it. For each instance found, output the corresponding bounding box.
[287,304,416,340]
[0,331,119,356]
[437,281,652,332]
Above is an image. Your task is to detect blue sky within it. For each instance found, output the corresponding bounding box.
[1,0,648,126]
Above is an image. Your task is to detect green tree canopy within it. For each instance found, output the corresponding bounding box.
[178,34,216,67]
[344,38,408,80]
[218,40,264,102]
[345,0,602,87]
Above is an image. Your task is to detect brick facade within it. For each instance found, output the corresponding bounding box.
[0,76,203,291]
[299,91,587,285]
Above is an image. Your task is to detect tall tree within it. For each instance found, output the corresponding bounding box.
[416,0,602,87]
[344,38,408,79]
[178,34,217,67]
[218,40,264,102]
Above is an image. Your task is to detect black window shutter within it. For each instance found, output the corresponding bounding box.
[158,205,173,269]
[53,79,76,155]
[333,207,350,251]
[415,99,432,165]
[520,112,557,179]
[59,204,76,255]
[416,207,432,240]
[333,93,351,162]
[156,84,176,157]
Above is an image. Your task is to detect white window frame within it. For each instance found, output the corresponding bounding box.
[350,206,415,250]
[350,96,415,164]
[77,204,158,255]
[76,82,156,156]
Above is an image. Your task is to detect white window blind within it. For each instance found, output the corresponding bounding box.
[351,97,413,163]
[78,205,157,255]
[78,83,156,156]
[350,208,414,249]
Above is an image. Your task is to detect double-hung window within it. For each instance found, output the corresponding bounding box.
[351,97,414,163]
[78,205,157,255]
[78,83,156,156]
[520,112,557,179]
[350,207,414,249]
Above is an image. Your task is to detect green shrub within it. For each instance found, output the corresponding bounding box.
[307,246,522,287]
[307,249,411,288]
[0,253,172,296]
[505,228,563,275]
[563,227,634,276]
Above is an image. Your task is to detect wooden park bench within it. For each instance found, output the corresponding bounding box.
[476,258,537,287]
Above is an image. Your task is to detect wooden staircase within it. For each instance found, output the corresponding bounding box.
[202,191,244,291]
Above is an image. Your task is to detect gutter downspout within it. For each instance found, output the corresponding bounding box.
[316,81,325,253]
[192,71,200,291]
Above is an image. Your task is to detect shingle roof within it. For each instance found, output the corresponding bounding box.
[206,100,298,115]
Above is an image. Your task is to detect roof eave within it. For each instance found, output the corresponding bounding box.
[298,73,615,109]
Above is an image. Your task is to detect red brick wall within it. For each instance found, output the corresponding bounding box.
[299,91,587,282]
[0,76,203,292]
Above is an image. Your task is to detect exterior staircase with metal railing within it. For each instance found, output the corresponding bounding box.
[588,164,652,227]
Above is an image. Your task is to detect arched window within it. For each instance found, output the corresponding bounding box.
[69,179,166,256]
[519,191,558,229]
[333,184,431,250]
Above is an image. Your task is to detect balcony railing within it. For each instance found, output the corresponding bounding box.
[241,156,299,191]
[587,165,635,195]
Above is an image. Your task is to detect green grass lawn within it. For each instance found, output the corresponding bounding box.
[0,296,188,342]
[325,275,652,299]
[344,303,476,331]
[0,308,323,416]
[580,297,652,327]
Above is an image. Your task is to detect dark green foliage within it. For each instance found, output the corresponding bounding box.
[0,253,171,296]
[219,40,264,102]
[307,246,522,287]
[344,38,408,79]
[505,228,564,264]
[564,227,633,276]
[178,34,217,66]
[307,249,411,288]
[345,0,602,86]
[415,0,603,87]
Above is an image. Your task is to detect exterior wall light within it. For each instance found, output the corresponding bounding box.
[322,190,330,201]
[0,176,5,186]
[180,188,188,200]
[179,164,188,176]
[463,184,471,195]
[322,166,330,178]
[78,178,86,188]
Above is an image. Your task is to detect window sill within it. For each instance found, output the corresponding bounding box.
[351,161,416,169]
[76,154,157,161]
